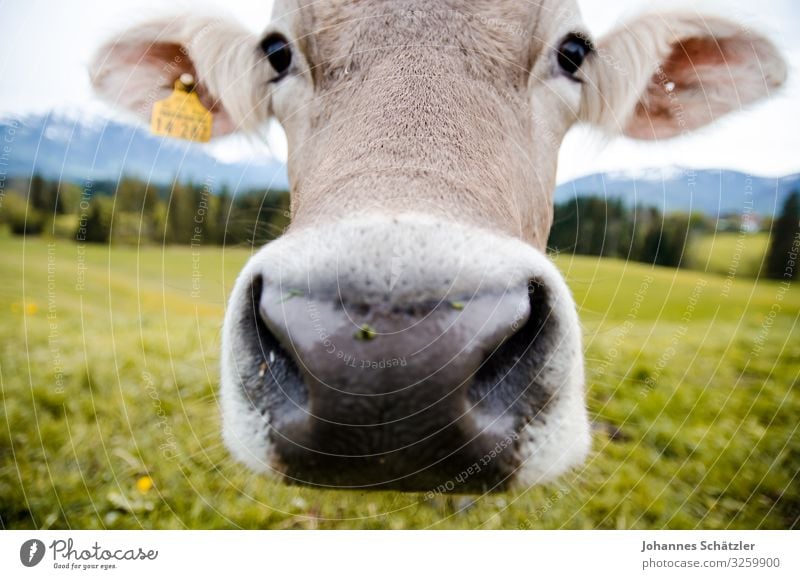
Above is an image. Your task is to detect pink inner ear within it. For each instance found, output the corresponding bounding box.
[104,41,235,134]
[625,35,771,140]
[669,36,738,70]
[142,43,234,129]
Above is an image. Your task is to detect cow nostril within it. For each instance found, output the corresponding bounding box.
[469,280,555,426]
[237,274,310,418]
[249,275,279,356]
[250,274,264,309]
[246,274,282,367]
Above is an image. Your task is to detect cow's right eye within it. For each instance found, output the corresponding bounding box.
[556,33,593,79]
[260,33,292,78]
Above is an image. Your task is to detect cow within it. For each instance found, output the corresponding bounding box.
[90,0,786,492]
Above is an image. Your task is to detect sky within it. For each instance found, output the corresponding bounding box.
[0,0,798,182]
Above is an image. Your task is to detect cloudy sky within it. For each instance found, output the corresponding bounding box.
[1,0,798,181]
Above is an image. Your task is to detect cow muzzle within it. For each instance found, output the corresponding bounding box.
[220,214,590,491]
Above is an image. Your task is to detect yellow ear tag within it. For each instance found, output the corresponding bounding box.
[151,73,213,143]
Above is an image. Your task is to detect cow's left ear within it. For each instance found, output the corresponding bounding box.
[579,13,787,140]
[89,13,271,137]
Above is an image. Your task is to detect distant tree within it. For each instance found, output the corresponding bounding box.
[548,195,635,259]
[142,182,161,216]
[637,223,662,266]
[79,199,111,243]
[209,186,230,245]
[599,198,633,257]
[50,180,64,214]
[2,191,44,235]
[28,173,47,211]
[164,182,194,244]
[548,198,580,255]
[661,215,692,268]
[28,174,63,215]
[58,182,83,214]
[227,189,291,246]
[636,213,698,269]
[115,177,146,213]
[765,191,800,280]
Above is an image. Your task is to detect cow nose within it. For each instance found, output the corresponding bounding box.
[256,281,533,489]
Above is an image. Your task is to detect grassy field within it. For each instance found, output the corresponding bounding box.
[1,234,798,529]
[688,232,770,278]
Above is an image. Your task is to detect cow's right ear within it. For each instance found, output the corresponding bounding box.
[89,14,272,136]
[579,12,787,140]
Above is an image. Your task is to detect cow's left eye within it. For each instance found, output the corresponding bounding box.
[260,33,292,78]
[557,33,593,78]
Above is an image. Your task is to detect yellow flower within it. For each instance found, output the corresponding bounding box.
[25,302,38,315]
[136,475,153,494]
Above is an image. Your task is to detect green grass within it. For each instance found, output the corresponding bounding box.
[688,232,770,278]
[1,235,798,529]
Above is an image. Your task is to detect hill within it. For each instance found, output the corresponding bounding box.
[555,167,800,219]
[2,112,798,218]
[0,112,288,190]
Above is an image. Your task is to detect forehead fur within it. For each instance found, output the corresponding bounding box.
[274,0,581,90]
[265,0,585,246]
[311,1,532,86]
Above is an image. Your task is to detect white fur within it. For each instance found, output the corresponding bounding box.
[220,214,590,486]
[219,345,276,475]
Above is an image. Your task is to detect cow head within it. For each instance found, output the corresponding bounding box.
[91,0,785,491]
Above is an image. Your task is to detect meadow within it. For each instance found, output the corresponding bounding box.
[688,232,770,278]
[1,234,798,529]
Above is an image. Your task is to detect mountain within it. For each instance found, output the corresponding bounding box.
[555,167,800,218]
[2,112,798,217]
[0,112,288,191]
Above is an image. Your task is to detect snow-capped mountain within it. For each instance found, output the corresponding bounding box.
[555,167,800,218]
[0,112,289,191]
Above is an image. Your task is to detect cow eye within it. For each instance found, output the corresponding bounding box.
[260,33,292,77]
[557,33,593,78]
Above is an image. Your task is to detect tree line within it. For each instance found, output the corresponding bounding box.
[2,175,798,280]
[765,191,800,280]
[1,174,290,247]
[547,192,799,280]
[547,196,705,268]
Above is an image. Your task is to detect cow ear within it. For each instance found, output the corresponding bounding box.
[89,14,271,137]
[579,13,787,140]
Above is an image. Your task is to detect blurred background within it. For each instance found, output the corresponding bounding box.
[0,0,798,530]
[1,0,799,264]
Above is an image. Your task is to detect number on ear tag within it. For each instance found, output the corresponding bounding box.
[151,74,213,143]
